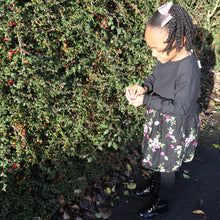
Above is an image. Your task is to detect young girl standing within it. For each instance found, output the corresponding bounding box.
[126,2,201,218]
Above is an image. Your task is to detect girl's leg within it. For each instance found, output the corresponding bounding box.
[135,171,160,197]
[158,171,175,200]
[137,172,175,218]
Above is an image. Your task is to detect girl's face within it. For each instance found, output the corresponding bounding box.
[144,25,184,64]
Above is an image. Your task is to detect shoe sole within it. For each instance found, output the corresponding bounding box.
[136,208,169,219]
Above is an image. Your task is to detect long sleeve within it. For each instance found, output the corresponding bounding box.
[141,64,158,93]
[141,73,156,94]
[143,59,200,116]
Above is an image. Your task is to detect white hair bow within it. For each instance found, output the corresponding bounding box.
[158,2,173,27]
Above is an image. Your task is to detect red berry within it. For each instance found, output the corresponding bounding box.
[12,164,17,169]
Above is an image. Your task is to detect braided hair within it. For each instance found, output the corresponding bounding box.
[147,5,195,54]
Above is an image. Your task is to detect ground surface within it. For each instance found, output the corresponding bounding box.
[108,113,220,220]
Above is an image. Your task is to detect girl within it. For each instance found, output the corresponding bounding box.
[126,2,201,219]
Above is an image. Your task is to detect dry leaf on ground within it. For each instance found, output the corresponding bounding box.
[193,210,207,219]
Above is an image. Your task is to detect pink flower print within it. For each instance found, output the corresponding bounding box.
[153,146,157,150]
[193,142,197,146]
[143,159,151,164]
[144,131,147,135]
[165,115,170,119]
[199,120,201,125]
[160,119,162,123]
[147,135,149,139]
[148,109,152,114]
[170,144,175,149]
[181,140,184,144]
[147,124,150,127]
[160,152,165,156]
[167,133,171,138]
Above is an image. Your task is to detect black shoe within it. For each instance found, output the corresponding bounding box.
[135,181,158,197]
[137,199,168,218]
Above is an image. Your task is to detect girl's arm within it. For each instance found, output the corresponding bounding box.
[141,73,156,94]
[143,69,200,116]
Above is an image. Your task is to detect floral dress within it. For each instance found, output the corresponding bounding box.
[142,109,201,172]
[141,55,201,172]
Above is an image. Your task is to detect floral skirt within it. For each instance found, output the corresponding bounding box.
[142,109,201,172]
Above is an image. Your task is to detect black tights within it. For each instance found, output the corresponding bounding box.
[152,171,175,200]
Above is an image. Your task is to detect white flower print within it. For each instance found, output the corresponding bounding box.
[148,137,163,152]
[158,164,165,172]
[144,124,148,134]
[175,145,182,155]
[154,121,160,126]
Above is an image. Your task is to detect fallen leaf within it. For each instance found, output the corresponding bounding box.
[183,173,190,179]
[193,210,206,219]
[213,98,220,103]
[213,144,219,149]
[209,100,215,106]
[95,212,102,219]
[87,157,93,163]
[111,184,116,193]
[127,182,136,190]
[124,170,130,177]
[183,169,190,174]
[74,189,81,195]
[123,190,129,196]
[126,163,132,172]
[99,207,112,219]
[193,210,205,214]
[63,211,70,220]
[72,204,80,210]
[105,187,111,195]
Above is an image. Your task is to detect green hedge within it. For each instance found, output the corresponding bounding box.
[0,0,219,218]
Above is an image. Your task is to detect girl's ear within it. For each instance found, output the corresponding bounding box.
[182,36,186,46]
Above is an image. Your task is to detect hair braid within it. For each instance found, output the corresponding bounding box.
[147,4,195,54]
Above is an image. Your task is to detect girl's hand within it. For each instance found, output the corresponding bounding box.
[125,84,147,102]
[129,94,144,107]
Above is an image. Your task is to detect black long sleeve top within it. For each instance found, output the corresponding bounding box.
[142,55,201,117]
